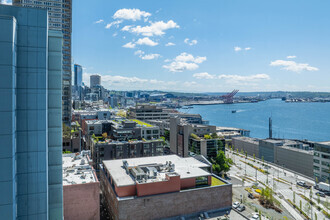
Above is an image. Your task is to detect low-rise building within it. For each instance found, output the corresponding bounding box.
[232,137,260,157]
[91,139,164,166]
[128,105,170,121]
[100,155,232,220]
[63,151,100,220]
[170,117,220,157]
[313,141,330,183]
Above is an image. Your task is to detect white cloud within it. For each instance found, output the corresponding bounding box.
[163,52,206,72]
[94,19,104,24]
[175,52,206,64]
[122,42,136,49]
[121,25,133,31]
[105,20,123,29]
[141,54,160,60]
[136,37,158,46]
[235,46,251,51]
[1,0,11,4]
[287,55,296,59]
[112,32,118,37]
[193,72,216,79]
[270,60,319,72]
[163,62,199,72]
[184,38,198,46]
[134,50,144,56]
[123,20,179,36]
[218,74,270,82]
[234,47,242,51]
[165,42,175,46]
[134,50,160,60]
[113,8,151,21]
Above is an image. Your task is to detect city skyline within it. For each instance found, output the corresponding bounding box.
[71,0,330,92]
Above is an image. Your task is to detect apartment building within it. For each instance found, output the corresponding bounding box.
[99,155,232,220]
[13,0,73,124]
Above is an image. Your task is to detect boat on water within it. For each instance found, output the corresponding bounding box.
[232,110,237,113]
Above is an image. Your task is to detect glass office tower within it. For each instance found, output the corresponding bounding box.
[73,64,83,100]
[13,0,73,125]
[0,4,63,220]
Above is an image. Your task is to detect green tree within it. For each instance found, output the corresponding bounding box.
[253,154,256,161]
[293,191,296,204]
[317,194,320,204]
[211,151,231,175]
[211,132,218,139]
[63,123,71,138]
[314,213,317,220]
[300,200,302,210]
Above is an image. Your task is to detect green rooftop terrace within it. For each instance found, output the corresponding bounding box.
[129,119,153,127]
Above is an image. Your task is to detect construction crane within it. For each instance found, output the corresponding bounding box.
[220,89,239,104]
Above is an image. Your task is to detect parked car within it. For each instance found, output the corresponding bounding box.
[316,192,326,197]
[232,201,240,209]
[237,205,245,212]
[249,213,259,220]
[297,181,311,189]
[248,193,255,199]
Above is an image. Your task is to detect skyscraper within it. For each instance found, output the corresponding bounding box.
[90,74,101,88]
[0,4,63,220]
[13,0,73,125]
[74,64,83,100]
[74,64,82,87]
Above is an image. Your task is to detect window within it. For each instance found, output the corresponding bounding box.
[314,159,320,164]
[313,166,320,171]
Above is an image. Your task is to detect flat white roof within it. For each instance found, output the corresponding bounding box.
[63,153,97,186]
[103,155,211,187]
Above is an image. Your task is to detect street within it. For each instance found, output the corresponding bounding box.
[226,149,329,220]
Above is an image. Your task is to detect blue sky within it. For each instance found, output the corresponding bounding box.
[51,1,330,92]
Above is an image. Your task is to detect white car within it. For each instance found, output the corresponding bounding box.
[232,201,240,209]
[250,213,259,220]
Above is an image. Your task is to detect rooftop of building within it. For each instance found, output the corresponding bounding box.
[278,145,314,154]
[216,126,249,132]
[318,141,330,146]
[103,155,211,187]
[62,151,97,186]
[233,136,259,142]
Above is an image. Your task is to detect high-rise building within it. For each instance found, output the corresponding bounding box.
[90,74,101,88]
[13,0,73,125]
[0,4,63,219]
[74,64,82,87]
[74,64,83,100]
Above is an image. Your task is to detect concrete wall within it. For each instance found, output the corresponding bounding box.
[275,147,313,178]
[100,169,232,220]
[232,137,259,158]
[63,182,100,220]
[259,140,275,163]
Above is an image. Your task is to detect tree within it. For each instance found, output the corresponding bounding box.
[293,191,296,204]
[253,154,256,161]
[262,156,265,165]
[211,151,231,175]
[102,132,108,139]
[299,200,302,210]
[63,123,71,138]
[317,194,320,204]
[211,132,218,139]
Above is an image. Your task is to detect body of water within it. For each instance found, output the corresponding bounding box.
[185,99,330,142]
